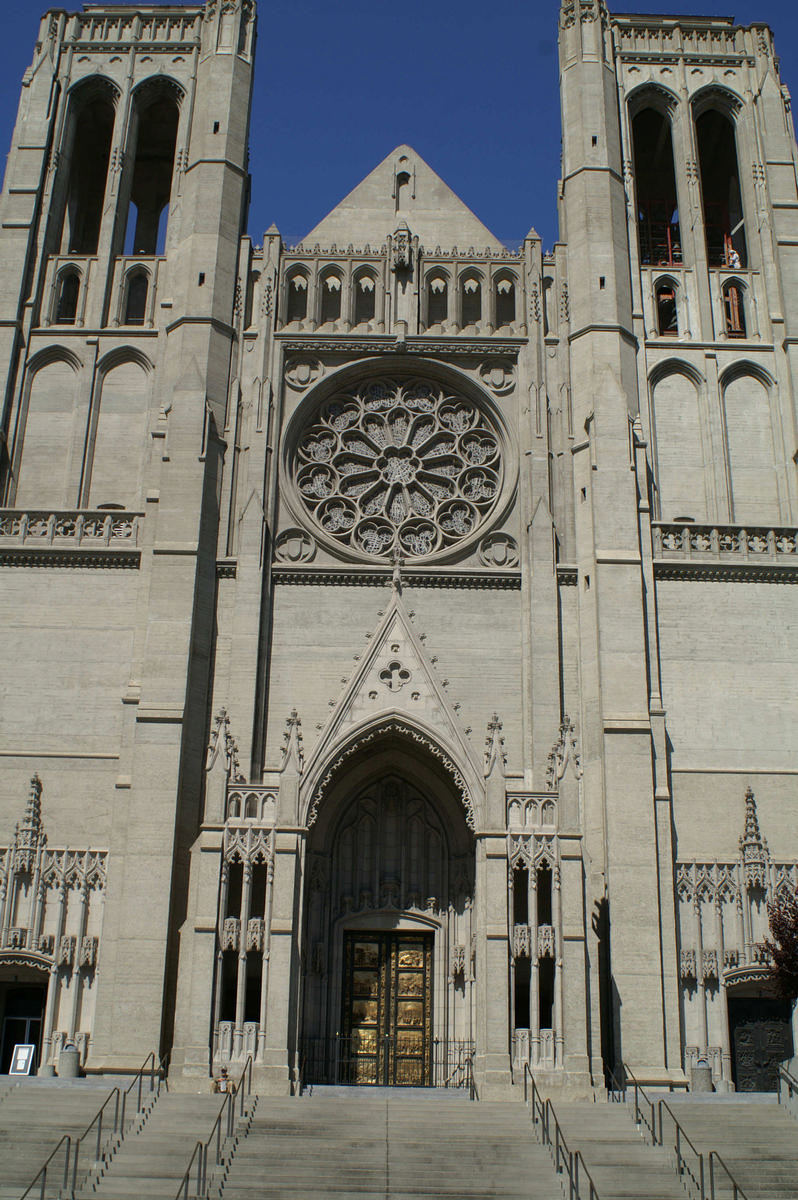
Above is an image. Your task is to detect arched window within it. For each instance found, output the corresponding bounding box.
[319,271,342,324]
[655,280,678,336]
[395,170,410,213]
[696,107,747,268]
[494,275,516,327]
[123,271,148,325]
[460,273,482,326]
[59,83,117,255]
[55,271,80,324]
[285,272,308,323]
[123,86,180,256]
[631,106,681,266]
[723,282,746,337]
[426,273,448,326]
[353,272,376,325]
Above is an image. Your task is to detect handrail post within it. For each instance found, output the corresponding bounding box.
[699,1151,705,1200]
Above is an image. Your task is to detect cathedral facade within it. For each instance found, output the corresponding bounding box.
[0,0,796,1095]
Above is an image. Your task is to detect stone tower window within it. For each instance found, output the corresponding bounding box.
[285,271,308,322]
[426,274,448,326]
[353,271,376,325]
[494,275,516,328]
[631,107,681,266]
[319,271,342,324]
[696,108,747,268]
[723,281,746,338]
[460,274,482,326]
[123,88,180,256]
[395,170,411,213]
[123,271,149,326]
[59,85,116,256]
[55,270,80,325]
[655,280,678,336]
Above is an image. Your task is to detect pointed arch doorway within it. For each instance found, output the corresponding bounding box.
[300,744,476,1087]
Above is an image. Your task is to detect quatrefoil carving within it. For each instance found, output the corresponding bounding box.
[379,659,411,692]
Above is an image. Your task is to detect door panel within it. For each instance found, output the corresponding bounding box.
[729,997,794,1092]
[342,932,432,1085]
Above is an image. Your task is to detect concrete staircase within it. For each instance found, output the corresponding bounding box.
[553,1100,694,1200]
[216,1088,560,1199]
[0,1079,118,1200]
[84,1093,240,1200]
[664,1096,798,1198]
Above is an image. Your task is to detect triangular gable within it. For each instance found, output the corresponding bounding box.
[302,145,505,251]
[301,579,483,811]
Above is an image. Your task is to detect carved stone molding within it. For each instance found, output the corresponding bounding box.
[478,532,519,569]
[272,567,521,590]
[274,528,316,564]
[308,719,475,831]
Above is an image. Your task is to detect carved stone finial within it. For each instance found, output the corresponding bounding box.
[281,709,305,775]
[739,786,769,888]
[392,223,412,272]
[391,546,403,596]
[206,709,244,783]
[13,775,45,872]
[546,715,582,792]
[484,713,507,778]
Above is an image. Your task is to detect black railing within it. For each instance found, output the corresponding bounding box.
[175,1055,253,1200]
[298,1035,475,1090]
[524,1064,600,1200]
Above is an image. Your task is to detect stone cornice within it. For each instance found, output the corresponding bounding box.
[277,336,523,358]
[272,566,521,590]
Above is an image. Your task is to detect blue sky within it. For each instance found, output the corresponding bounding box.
[2,1,797,251]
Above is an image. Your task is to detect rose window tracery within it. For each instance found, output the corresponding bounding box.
[292,379,504,559]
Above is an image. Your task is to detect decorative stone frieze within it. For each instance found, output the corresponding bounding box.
[221,917,240,951]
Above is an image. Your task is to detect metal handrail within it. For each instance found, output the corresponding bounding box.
[175,1140,204,1200]
[69,1087,121,1195]
[120,1050,167,1130]
[604,1064,627,1102]
[658,1099,705,1200]
[709,1151,750,1200]
[622,1064,658,1147]
[19,1134,71,1200]
[524,1064,600,1200]
[174,1055,253,1200]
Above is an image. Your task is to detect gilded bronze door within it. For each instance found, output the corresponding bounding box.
[342,932,433,1086]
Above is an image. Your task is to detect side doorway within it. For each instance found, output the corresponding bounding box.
[728,996,794,1092]
[0,982,46,1075]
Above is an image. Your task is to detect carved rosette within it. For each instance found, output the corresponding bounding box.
[288,377,510,564]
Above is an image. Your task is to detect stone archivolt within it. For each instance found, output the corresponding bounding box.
[288,376,508,563]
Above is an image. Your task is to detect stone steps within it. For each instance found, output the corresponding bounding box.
[85,1094,234,1200]
[217,1092,559,1198]
[0,1079,120,1199]
[664,1097,798,1198]
[554,1100,691,1200]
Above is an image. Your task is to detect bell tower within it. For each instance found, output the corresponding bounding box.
[558,0,681,1076]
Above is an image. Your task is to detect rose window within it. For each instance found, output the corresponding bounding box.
[292,378,504,559]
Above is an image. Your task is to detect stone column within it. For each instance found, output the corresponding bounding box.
[258,829,304,1094]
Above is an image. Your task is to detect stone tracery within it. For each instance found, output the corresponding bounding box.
[292,377,504,560]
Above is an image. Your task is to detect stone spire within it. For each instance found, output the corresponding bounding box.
[281,709,305,775]
[484,713,506,779]
[739,786,768,888]
[13,774,44,872]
